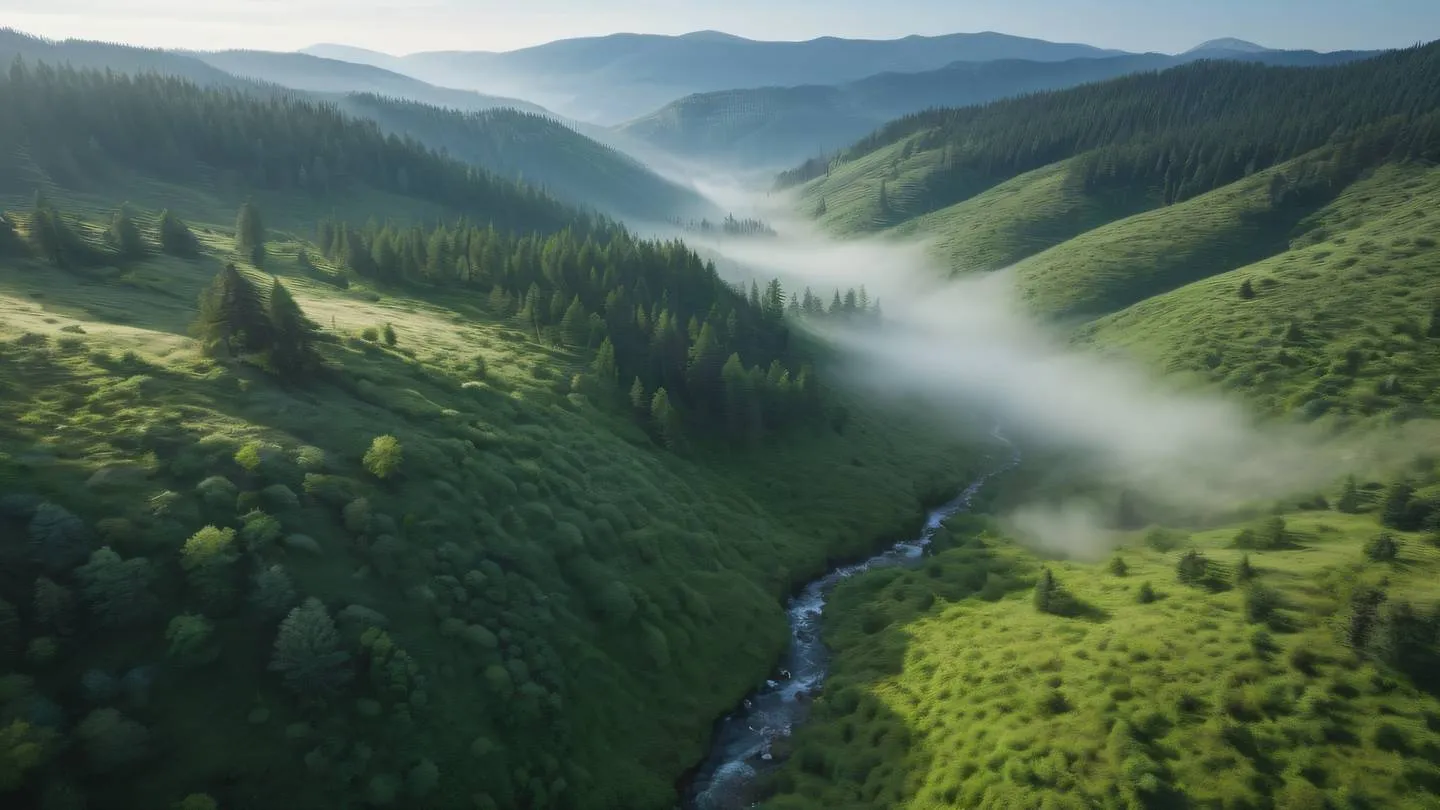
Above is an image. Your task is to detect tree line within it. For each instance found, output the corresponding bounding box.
[0,59,581,235]
[780,42,1440,218]
[314,214,823,444]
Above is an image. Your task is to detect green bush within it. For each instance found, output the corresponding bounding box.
[165,614,219,667]
[363,436,403,480]
[1365,532,1400,562]
[76,709,149,772]
[76,548,157,628]
[270,599,352,697]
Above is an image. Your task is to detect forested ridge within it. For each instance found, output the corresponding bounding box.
[780,42,1440,222]
[334,95,713,221]
[0,60,580,234]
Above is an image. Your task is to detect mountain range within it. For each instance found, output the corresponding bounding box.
[304,31,1131,124]
[618,46,1378,167]
[0,29,714,222]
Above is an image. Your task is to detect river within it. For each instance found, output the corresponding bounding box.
[682,430,1020,810]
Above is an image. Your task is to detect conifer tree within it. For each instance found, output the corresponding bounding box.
[106,204,146,260]
[158,209,199,257]
[193,263,270,357]
[265,278,320,379]
[234,201,265,267]
[629,377,648,418]
[1337,475,1361,514]
[650,387,681,450]
[593,338,619,388]
[561,295,589,347]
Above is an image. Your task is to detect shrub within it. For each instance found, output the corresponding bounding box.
[1235,554,1256,584]
[250,565,298,618]
[363,436,403,480]
[262,484,300,511]
[382,323,397,346]
[76,548,158,628]
[295,445,326,471]
[173,795,219,810]
[1364,532,1400,562]
[360,327,380,342]
[1137,582,1157,604]
[28,503,91,573]
[240,510,283,553]
[1243,584,1281,624]
[33,577,76,636]
[1176,550,1210,585]
[270,599,352,697]
[407,758,440,798]
[195,476,239,510]
[181,527,238,610]
[0,720,52,791]
[165,614,219,667]
[1381,482,1416,529]
[76,708,149,772]
[1107,556,1129,577]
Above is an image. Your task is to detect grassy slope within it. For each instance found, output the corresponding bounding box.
[773,72,1440,810]
[764,504,1440,809]
[1082,162,1440,421]
[0,187,994,809]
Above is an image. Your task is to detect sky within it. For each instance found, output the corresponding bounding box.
[1,0,1434,55]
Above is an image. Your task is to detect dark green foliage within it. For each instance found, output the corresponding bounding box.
[234,201,264,266]
[1239,279,1256,299]
[192,263,270,357]
[105,204,145,260]
[27,203,98,269]
[0,62,580,232]
[270,598,352,697]
[265,278,321,379]
[1243,584,1281,624]
[1176,550,1210,586]
[1381,482,1419,529]
[650,388,681,450]
[27,502,90,574]
[1235,554,1256,584]
[1034,568,1057,613]
[0,598,18,658]
[381,322,396,347]
[165,614,219,667]
[1234,516,1291,549]
[791,43,1440,220]
[250,565,298,618]
[1365,532,1400,562]
[318,215,820,440]
[157,209,199,257]
[1367,600,1440,690]
[33,577,75,636]
[75,548,157,628]
[76,708,149,773]
[1337,475,1362,514]
[1107,555,1128,576]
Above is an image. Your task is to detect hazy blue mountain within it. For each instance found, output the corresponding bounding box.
[190,50,549,115]
[1186,37,1270,54]
[318,30,1132,124]
[0,28,251,88]
[0,29,706,224]
[335,94,716,222]
[620,48,1381,167]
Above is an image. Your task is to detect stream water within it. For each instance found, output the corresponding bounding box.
[682,431,1021,810]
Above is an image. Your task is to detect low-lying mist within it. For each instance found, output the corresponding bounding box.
[671,180,1426,558]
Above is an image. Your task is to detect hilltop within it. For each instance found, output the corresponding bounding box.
[308,31,1131,124]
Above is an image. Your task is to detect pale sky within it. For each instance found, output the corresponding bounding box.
[1,0,1433,55]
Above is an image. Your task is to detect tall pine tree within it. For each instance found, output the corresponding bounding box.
[265,278,320,379]
[193,263,270,357]
[235,201,266,267]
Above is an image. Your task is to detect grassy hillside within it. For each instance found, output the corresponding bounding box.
[1081,162,1440,422]
[0,189,992,810]
[754,38,1440,810]
[761,500,1440,809]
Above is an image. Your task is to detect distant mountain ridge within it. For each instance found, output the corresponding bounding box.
[619,46,1380,167]
[304,30,1132,124]
[1187,37,1270,54]
[0,29,711,222]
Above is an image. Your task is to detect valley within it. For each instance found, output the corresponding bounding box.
[2,11,1440,810]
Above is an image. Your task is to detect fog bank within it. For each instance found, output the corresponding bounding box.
[680,189,1410,556]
